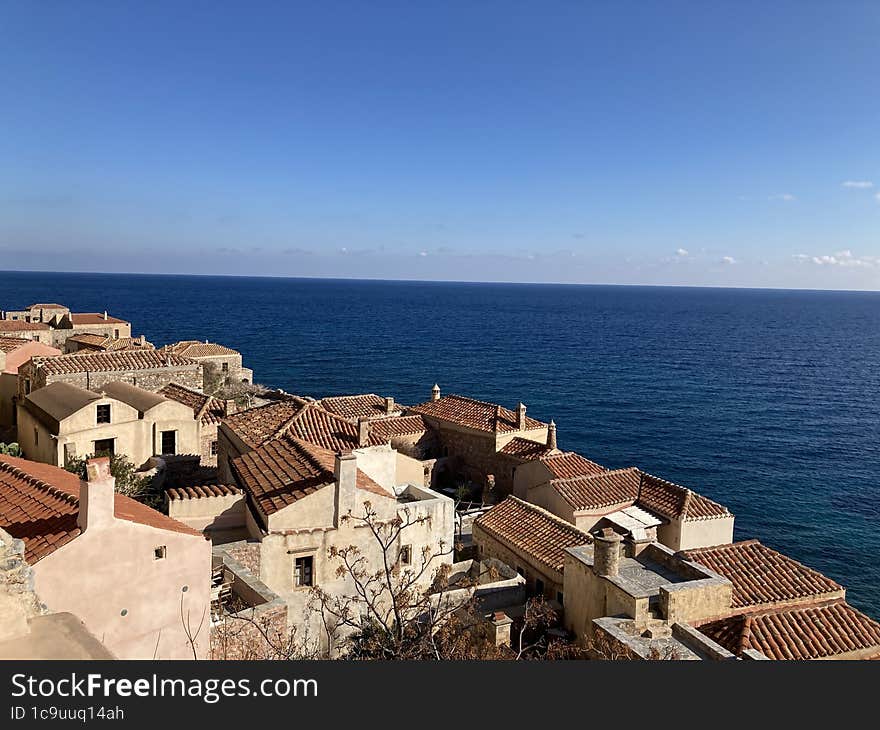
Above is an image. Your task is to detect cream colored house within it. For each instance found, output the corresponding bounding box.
[17,380,200,468]
[0,455,211,659]
[0,336,61,433]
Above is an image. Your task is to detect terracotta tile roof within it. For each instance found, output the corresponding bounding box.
[0,320,50,332]
[474,496,592,573]
[167,484,241,500]
[222,398,312,448]
[680,540,844,610]
[0,456,201,562]
[31,350,198,375]
[552,467,642,510]
[69,312,128,325]
[637,472,730,521]
[223,399,385,452]
[0,336,31,353]
[160,341,240,358]
[159,383,225,425]
[409,394,547,433]
[497,437,555,459]
[698,600,880,660]
[231,436,392,516]
[370,415,430,441]
[67,334,152,352]
[540,451,606,479]
[318,394,403,420]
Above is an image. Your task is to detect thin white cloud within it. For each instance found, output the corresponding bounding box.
[676,247,689,257]
[794,250,879,268]
[842,180,873,189]
[721,256,736,265]
[770,193,796,202]
[875,192,880,203]
[419,251,428,257]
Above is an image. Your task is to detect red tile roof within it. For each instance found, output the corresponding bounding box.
[69,312,128,325]
[497,437,555,459]
[318,394,402,420]
[0,320,50,332]
[166,484,242,500]
[0,456,201,562]
[67,333,152,352]
[160,341,240,358]
[698,600,880,660]
[474,496,592,573]
[159,383,225,425]
[409,394,547,433]
[370,415,430,441]
[552,467,642,510]
[0,336,31,353]
[30,350,198,375]
[680,540,844,610]
[222,398,312,448]
[231,436,392,516]
[637,472,730,521]
[540,451,606,479]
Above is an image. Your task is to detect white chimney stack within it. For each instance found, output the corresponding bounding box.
[431,384,441,402]
[334,452,358,526]
[78,457,116,532]
[516,403,527,430]
[384,396,395,415]
[548,419,557,450]
[357,417,371,448]
[103,311,108,320]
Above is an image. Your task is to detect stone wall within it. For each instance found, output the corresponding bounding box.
[0,528,43,643]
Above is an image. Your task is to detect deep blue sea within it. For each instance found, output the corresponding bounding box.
[3,271,879,617]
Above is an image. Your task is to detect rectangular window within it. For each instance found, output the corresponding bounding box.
[34,428,38,446]
[535,578,545,596]
[154,546,167,560]
[114,329,119,339]
[557,591,564,606]
[221,362,229,372]
[24,379,31,395]
[161,430,176,455]
[94,438,115,456]
[294,556,314,587]
[400,545,412,565]
[96,404,111,424]
[210,440,218,456]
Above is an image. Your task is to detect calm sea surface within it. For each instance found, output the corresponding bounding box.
[3,271,879,616]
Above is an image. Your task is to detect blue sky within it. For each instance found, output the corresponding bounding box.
[2,1,879,288]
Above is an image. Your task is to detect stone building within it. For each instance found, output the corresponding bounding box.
[0,336,61,435]
[526,466,734,551]
[16,380,201,468]
[159,382,232,467]
[159,341,253,387]
[17,350,203,401]
[51,312,132,347]
[0,455,211,659]
[1,303,70,325]
[0,320,52,344]
[224,435,454,651]
[408,386,551,495]
[473,496,593,605]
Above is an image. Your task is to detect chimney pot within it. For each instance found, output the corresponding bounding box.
[103,311,108,320]
[548,419,557,450]
[384,396,395,415]
[223,399,238,417]
[431,384,441,401]
[592,528,623,578]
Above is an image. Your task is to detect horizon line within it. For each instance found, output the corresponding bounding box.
[1,267,880,295]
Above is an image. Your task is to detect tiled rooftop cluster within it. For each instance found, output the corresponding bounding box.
[410,393,547,433]
[30,350,197,375]
[317,394,404,421]
[159,382,226,425]
[159,340,241,358]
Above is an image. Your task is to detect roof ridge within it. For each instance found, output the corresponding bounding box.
[502,496,593,540]
[551,466,637,485]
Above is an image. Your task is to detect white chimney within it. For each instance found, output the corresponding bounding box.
[334,452,358,526]
[548,419,557,450]
[103,311,108,320]
[384,396,395,415]
[77,457,116,532]
[431,384,441,401]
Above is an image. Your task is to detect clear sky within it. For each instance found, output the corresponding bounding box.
[2,1,879,288]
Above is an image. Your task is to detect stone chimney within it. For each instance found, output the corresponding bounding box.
[431,384,441,401]
[138,334,145,346]
[334,452,358,525]
[384,396,395,415]
[103,311,108,320]
[357,417,371,448]
[516,402,527,430]
[592,528,622,578]
[223,399,238,417]
[77,457,116,532]
[547,419,557,450]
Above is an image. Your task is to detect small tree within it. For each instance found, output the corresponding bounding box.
[64,453,160,508]
[0,442,22,457]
